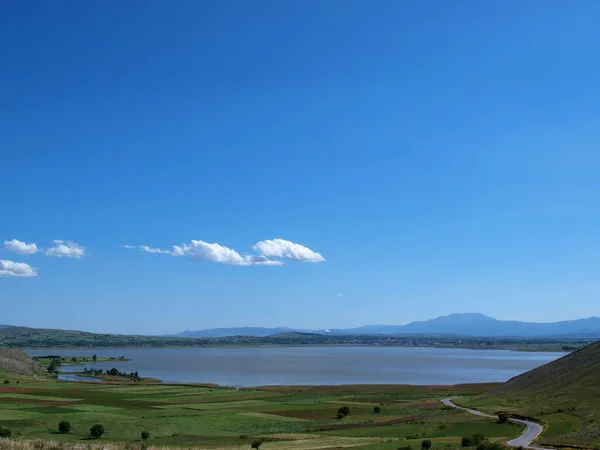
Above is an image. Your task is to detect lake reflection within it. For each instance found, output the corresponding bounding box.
[27,346,563,387]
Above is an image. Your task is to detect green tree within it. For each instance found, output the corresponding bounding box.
[108,368,120,376]
[3,380,8,384]
[421,439,432,450]
[0,427,11,438]
[58,421,71,434]
[92,354,97,362]
[90,424,104,439]
[71,357,78,363]
[47,360,58,374]
[373,406,382,414]
[141,431,150,440]
[337,406,350,417]
[497,413,509,424]
[251,439,263,449]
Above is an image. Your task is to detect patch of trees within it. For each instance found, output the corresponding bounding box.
[461,434,486,447]
[141,430,150,440]
[476,442,506,450]
[497,412,509,423]
[58,421,71,434]
[251,439,263,449]
[90,424,105,439]
[421,440,431,450]
[83,367,141,380]
[373,406,382,414]
[47,358,61,374]
[337,405,351,419]
[0,427,11,438]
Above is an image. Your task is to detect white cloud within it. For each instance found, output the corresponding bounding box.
[3,239,39,255]
[45,240,86,259]
[139,245,171,255]
[0,260,37,277]
[128,238,324,267]
[172,240,282,266]
[253,239,325,263]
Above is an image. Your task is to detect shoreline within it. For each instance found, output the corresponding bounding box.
[21,343,571,352]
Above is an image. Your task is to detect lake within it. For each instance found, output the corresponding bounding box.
[26,346,563,387]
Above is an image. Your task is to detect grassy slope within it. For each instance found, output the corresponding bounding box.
[463,340,600,447]
[0,371,517,450]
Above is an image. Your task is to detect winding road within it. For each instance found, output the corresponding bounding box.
[442,398,550,449]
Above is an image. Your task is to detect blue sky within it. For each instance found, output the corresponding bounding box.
[1,0,599,334]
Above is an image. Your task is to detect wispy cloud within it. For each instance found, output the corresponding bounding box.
[121,244,137,249]
[124,238,324,266]
[0,260,37,277]
[139,245,172,255]
[45,240,86,259]
[3,239,40,255]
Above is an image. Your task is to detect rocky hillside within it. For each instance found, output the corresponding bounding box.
[0,348,44,375]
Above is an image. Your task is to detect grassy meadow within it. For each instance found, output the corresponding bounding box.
[0,371,523,450]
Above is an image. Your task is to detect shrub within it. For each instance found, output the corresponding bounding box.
[337,412,346,420]
[338,406,350,416]
[462,434,486,447]
[373,406,382,414]
[497,413,509,424]
[3,380,9,384]
[476,443,505,450]
[422,439,432,450]
[90,424,105,439]
[251,439,263,449]
[58,420,71,434]
[141,431,150,440]
[0,427,11,438]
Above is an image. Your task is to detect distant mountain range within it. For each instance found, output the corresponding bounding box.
[173,313,600,338]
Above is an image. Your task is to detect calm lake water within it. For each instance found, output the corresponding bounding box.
[26,346,563,387]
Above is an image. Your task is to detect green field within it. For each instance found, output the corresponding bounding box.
[0,372,521,450]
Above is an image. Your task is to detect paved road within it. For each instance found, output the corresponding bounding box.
[442,398,550,449]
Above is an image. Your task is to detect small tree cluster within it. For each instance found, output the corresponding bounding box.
[337,405,350,419]
[373,406,382,414]
[476,443,506,450]
[497,412,509,424]
[141,431,150,440]
[461,434,486,447]
[90,424,105,439]
[421,440,432,450]
[251,439,263,449]
[58,421,71,434]
[0,427,11,438]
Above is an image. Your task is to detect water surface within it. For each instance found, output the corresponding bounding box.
[26,346,563,387]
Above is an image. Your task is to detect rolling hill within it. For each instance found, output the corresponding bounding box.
[466,340,600,447]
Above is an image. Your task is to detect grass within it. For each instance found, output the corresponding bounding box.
[460,340,600,448]
[0,371,517,449]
